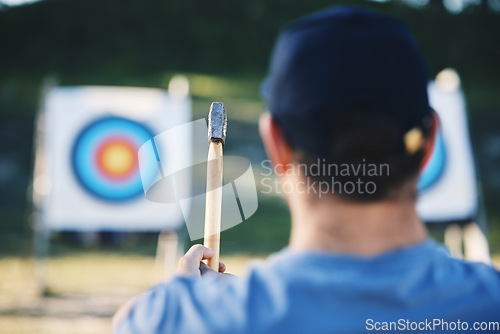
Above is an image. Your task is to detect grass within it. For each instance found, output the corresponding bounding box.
[0,252,262,334]
[1,249,499,334]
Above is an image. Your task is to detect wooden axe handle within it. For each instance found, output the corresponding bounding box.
[203,141,223,271]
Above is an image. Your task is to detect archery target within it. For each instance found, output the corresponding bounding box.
[72,116,154,202]
[38,85,192,231]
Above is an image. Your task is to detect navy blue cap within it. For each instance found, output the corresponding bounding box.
[263,6,431,158]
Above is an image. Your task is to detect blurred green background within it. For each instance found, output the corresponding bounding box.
[0,0,499,333]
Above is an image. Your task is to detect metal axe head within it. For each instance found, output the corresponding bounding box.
[208,102,227,146]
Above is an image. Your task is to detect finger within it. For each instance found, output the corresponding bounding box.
[184,244,214,262]
[219,261,226,273]
[177,244,214,276]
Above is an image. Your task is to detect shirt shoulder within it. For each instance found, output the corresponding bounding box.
[117,241,500,334]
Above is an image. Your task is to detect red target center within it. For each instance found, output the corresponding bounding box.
[96,138,138,180]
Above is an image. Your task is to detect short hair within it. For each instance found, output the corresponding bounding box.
[287,109,431,201]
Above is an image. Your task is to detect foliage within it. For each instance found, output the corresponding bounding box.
[0,0,499,114]
[0,0,499,256]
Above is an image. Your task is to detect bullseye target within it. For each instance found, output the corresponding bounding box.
[39,85,190,231]
[72,116,154,202]
[417,112,447,192]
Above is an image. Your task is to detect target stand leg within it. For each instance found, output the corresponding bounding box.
[155,230,182,280]
[33,211,50,296]
[444,223,463,259]
[463,222,491,264]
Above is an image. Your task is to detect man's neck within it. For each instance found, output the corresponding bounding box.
[287,191,427,256]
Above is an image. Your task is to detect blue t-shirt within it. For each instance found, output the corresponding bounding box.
[116,240,500,334]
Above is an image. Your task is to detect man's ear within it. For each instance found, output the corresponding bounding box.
[259,113,295,173]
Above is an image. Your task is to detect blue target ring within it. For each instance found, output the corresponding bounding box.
[417,115,447,192]
[72,116,154,202]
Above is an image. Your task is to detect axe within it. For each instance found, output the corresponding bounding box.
[204,102,227,271]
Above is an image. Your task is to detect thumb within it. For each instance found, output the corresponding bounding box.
[200,262,238,282]
[199,262,218,277]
